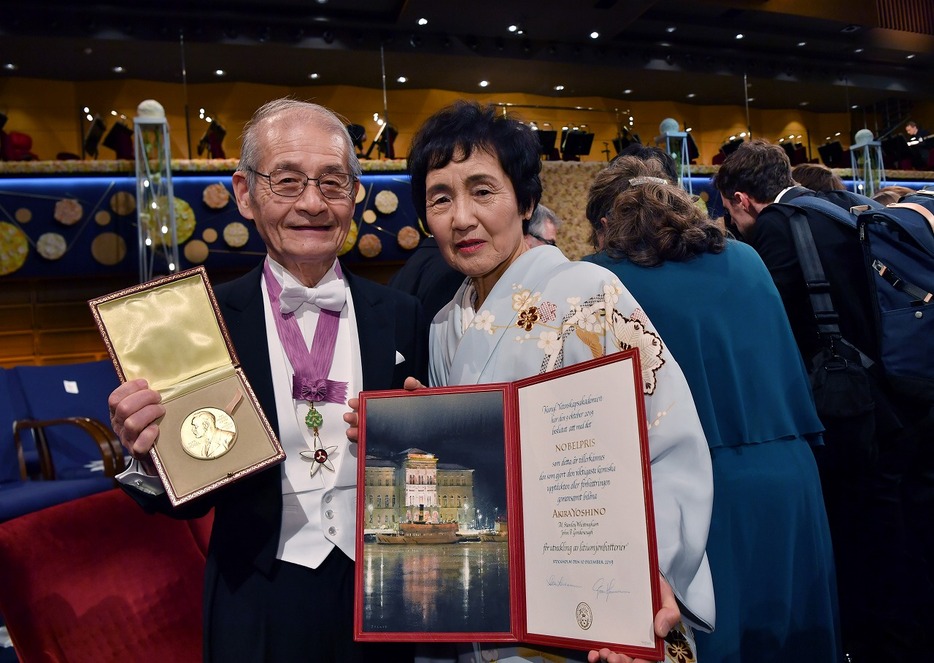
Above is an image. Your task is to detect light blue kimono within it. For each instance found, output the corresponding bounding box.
[428,246,715,662]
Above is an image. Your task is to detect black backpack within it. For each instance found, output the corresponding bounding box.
[787,190,934,402]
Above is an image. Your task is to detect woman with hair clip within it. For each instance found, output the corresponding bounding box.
[584,156,840,662]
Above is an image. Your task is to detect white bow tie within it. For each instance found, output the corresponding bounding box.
[278,279,346,314]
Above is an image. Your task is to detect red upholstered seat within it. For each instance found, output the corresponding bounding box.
[0,489,213,662]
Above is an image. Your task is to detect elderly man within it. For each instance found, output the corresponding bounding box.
[714,138,931,663]
[523,203,562,248]
[109,98,427,662]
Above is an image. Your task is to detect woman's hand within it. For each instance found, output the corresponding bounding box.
[344,376,426,442]
[587,575,679,663]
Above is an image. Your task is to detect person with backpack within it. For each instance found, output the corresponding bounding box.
[713,139,933,662]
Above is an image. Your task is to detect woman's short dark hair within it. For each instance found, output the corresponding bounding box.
[407,101,542,222]
[590,156,726,266]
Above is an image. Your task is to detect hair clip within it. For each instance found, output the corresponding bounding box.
[628,176,669,186]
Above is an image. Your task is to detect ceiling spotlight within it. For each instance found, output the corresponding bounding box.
[479,80,489,87]
[735,33,744,40]
[508,25,518,33]
[686,92,696,98]
[799,101,809,106]
[854,48,864,53]
[906,53,916,59]
[417,17,428,26]
[214,69,226,77]
[554,84,565,91]
[747,97,755,102]
[3,63,16,71]
[590,31,600,39]
[666,26,676,33]
[112,66,125,73]
[397,76,407,83]
[309,72,320,79]
[623,89,632,94]
[797,41,806,47]
[851,104,859,109]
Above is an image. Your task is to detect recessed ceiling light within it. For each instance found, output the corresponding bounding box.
[554,84,565,91]
[508,25,518,33]
[590,31,599,39]
[214,69,225,76]
[113,66,125,73]
[906,53,916,59]
[397,76,407,83]
[659,41,671,47]
[686,92,696,98]
[735,33,744,40]
[623,89,632,94]
[747,97,755,102]
[309,72,320,79]
[797,41,806,47]
[417,18,428,26]
[851,104,859,109]
[479,80,489,87]
[666,26,676,33]
[854,48,864,54]
[3,63,17,71]
[799,101,809,106]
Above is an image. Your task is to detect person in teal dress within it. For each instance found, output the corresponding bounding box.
[583,155,841,662]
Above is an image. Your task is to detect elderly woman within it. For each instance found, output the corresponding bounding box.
[407,101,715,663]
[583,156,839,662]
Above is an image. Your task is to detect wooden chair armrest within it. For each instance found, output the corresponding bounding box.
[12,417,125,480]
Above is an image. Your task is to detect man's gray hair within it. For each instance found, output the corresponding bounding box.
[527,203,561,237]
[237,98,362,192]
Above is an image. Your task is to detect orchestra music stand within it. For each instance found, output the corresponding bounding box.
[561,131,594,160]
[818,141,845,168]
[536,130,558,159]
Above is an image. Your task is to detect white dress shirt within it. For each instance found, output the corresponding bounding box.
[263,258,363,568]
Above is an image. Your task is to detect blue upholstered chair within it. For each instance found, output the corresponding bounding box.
[0,364,122,523]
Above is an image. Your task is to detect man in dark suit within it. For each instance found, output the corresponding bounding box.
[109,99,426,662]
[714,138,929,662]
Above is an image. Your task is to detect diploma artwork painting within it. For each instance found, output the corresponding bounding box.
[358,389,512,637]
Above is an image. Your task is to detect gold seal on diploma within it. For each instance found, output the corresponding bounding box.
[181,407,237,460]
[576,602,593,630]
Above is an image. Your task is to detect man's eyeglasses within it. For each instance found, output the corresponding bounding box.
[249,168,355,200]
[528,232,557,247]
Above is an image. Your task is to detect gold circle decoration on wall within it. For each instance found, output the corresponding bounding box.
[338,220,358,256]
[202,183,231,209]
[184,239,210,264]
[357,233,382,258]
[90,232,127,266]
[222,221,249,248]
[95,210,112,226]
[36,232,67,260]
[0,222,29,275]
[53,198,83,226]
[397,225,420,250]
[374,189,398,215]
[362,209,377,224]
[110,191,136,216]
[14,208,32,223]
[202,227,219,243]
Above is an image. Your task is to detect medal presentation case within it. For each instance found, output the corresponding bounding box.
[355,350,663,660]
[89,266,284,505]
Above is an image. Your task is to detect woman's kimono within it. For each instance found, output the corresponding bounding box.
[428,246,714,662]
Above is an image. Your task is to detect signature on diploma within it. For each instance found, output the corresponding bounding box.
[593,577,630,602]
[546,575,582,589]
